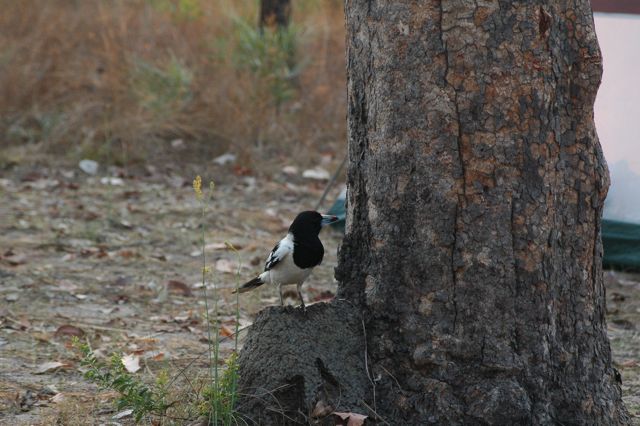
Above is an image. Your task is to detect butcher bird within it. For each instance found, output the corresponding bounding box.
[234,211,338,307]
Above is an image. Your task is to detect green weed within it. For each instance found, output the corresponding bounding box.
[72,177,245,425]
[131,56,193,115]
[199,352,241,425]
[73,338,170,423]
[232,17,305,108]
[148,0,203,21]
[194,176,243,425]
[6,111,65,145]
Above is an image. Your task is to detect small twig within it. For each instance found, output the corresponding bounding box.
[167,358,198,397]
[315,153,347,211]
[361,317,377,415]
[380,364,405,393]
[360,399,391,426]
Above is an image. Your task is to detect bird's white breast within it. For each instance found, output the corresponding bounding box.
[259,234,313,286]
[261,255,313,286]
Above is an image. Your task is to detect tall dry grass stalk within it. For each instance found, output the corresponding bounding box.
[0,0,346,166]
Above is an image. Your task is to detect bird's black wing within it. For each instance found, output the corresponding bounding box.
[264,242,281,271]
[264,236,294,271]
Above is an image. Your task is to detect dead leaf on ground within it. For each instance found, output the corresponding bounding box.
[55,324,85,338]
[150,352,165,361]
[333,412,368,426]
[204,242,228,251]
[5,293,19,302]
[6,315,31,331]
[282,165,299,175]
[50,393,65,403]
[215,259,242,274]
[611,292,626,302]
[620,359,638,368]
[167,280,192,296]
[150,253,167,261]
[2,250,27,266]
[611,319,636,330]
[117,249,139,259]
[122,354,141,373]
[311,400,333,418]
[302,167,330,181]
[219,325,234,338]
[35,361,68,374]
[112,409,134,420]
[232,165,252,176]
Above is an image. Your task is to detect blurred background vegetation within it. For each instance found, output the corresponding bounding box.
[0,0,346,168]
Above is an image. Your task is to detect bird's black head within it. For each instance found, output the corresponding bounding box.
[288,211,338,238]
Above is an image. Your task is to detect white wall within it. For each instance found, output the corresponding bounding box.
[594,13,640,222]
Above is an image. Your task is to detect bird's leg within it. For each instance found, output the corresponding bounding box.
[278,283,284,307]
[296,283,305,310]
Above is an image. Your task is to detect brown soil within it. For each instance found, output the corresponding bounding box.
[0,153,344,425]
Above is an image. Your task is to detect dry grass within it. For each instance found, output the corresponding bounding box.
[0,0,346,166]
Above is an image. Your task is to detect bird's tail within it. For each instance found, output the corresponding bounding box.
[232,276,265,294]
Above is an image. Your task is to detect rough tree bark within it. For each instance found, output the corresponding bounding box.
[237,1,629,424]
[259,0,291,29]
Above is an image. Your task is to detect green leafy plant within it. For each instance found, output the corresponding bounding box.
[72,178,244,424]
[148,0,203,21]
[131,55,193,115]
[193,176,243,425]
[73,338,170,422]
[232,18,305,108]
[7,111,65,145]
[199,352,240,425]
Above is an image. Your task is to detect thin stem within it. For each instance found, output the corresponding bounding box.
[200,204,214,386]
[213,266,220,425]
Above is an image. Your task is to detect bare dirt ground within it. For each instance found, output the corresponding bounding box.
[0,154,638,425]
[0,153,344,425]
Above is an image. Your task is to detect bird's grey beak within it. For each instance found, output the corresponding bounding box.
[320,214,339,227]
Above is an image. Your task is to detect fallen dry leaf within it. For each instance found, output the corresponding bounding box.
[167,280,192,296]
[333,412,368,426]
[2,252,27,266]
[302,167,330,181]
[5,293,19,302]
[117,250,139,259]
[122,354,141,373]
[50,393,65,404]
[35,361,68,374]
[112,409,133,420]
[620,359,638,368]
[150,352,165,361]
[219,325,234,338]
[215,259,242,274]
[282,165,299,175]
[232,165,252,176]
[206,242,227,252]
[55,324,85,338]
[311,400,333,418]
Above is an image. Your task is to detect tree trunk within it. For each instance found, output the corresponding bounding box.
[237,0,629,424]
[259,0,291,30]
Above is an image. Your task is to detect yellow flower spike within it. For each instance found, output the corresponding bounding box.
[208,181,215,200]
[224,241,237,252]
[193,175,203,200]
[202,266,211,274]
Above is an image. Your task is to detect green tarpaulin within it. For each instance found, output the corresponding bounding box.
[602,219,640,271]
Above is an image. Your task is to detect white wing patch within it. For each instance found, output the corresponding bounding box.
[264,234,294,271]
